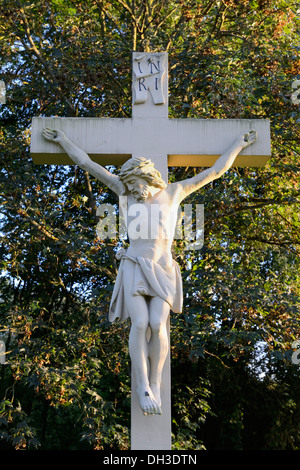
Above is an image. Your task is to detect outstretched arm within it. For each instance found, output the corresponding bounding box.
[42,128,125,196]
[172,130,257,202]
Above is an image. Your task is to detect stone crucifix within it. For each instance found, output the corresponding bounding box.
[31,52,271,450]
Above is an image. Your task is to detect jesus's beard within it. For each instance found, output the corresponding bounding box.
[132,185,149,202]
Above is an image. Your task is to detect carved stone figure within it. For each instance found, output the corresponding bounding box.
[42,127,256,415]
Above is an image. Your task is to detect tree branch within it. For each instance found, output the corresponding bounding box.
[244,236,300,248]
[83,170,98,221]
[16,207,59,242]
[224,195,300,217]
[2,203,117,281]
[16,3,76,115]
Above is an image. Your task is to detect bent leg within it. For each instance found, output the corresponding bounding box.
[127,295,149,392]
[123,266,161,415]
[148,296,170,410]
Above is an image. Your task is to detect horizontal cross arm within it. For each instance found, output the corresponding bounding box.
[31,116,271,168]
[168,118,271,168]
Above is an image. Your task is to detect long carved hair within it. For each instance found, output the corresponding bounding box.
[119,156,167,189]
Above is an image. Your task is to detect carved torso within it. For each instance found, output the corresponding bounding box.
[123,187,180,267]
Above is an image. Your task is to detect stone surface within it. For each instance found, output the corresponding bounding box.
[31,116,270,169]
[131,324,171,450]
[132,52,167,106]
[31,52,270,172]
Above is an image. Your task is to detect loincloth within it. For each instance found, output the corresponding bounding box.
[109,252,183,322]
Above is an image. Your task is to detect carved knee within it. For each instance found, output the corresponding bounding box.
[149,319,164,335]
[132,318,149,334]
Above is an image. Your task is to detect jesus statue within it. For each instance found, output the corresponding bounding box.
[42,127,257,416]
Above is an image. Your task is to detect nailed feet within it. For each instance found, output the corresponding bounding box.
[138,387,162,416]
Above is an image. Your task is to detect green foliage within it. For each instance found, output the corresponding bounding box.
[0,0,299,450]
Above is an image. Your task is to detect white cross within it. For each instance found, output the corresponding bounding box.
[31,52,270,181]
[31,52,271,450]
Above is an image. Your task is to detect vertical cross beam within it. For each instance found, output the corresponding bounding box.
[130,52,172,451]
[131,52,169,180]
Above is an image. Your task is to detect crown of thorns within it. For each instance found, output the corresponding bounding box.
[119,157,167,189]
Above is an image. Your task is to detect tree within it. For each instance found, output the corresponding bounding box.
[0,0,299,450]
